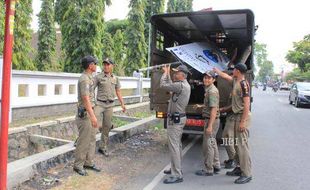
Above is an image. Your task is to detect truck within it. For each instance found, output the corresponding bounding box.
[148,9,255,135]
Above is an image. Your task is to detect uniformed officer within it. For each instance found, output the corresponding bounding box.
[160,64,191,184]
[74,55,101,176]
[195,70,221,176]
[220,99,237,169]
[94,58,126,157]
[214,63,252,184]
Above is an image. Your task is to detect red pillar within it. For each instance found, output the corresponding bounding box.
[0,0,15,189]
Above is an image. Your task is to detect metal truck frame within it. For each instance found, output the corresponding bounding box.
[149,9,255,134]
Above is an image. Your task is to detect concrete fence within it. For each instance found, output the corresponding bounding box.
[0,67,150,121]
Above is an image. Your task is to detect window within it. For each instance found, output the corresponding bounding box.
[54,84,62,95]
[38,84,46,96]
[69,84,76,94]
[156,30,164,51]
[18,84,29,97]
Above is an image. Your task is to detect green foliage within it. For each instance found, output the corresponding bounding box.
[113,30,126,76]
[285,68,310,82]
[167,0,193,13]
[55,0,111,73]
[254,43,268,67]
[13,0,35,70]
[254,43,274,82]
[101,32,114,62]
[257,60,274,82]
[36,0,59,71]
[125,0,147,75]
[105,19,129,34]
[286,34,310,72]
[0,0,5,56]
[145,0,165,23]
[167,0,176,13]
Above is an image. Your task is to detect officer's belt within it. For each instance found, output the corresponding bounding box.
[167,113,186,118]
[97,99,114,103]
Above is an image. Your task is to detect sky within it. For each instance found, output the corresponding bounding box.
[31,0,310,73]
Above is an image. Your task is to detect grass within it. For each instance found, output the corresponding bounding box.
[111,117,130,128]
[133,111,154,119]
[9,112,75,128]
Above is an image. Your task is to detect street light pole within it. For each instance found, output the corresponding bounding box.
[1,0,15,189]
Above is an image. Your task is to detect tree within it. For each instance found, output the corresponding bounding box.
[113,30,125,76]
[36,0,58,71]
[55,0,111,73]
[176,0,193,12]
[0,0,5,56]
[167,0,193,13]
[101,32,114,62]
[125,0,147,75]
[254,42,274,82]
[12,0,35,70]
[254,43,268,67]
[257,60,274,82]
[105,19,129,34]
[286,34,310,72]
[167,0,176,13]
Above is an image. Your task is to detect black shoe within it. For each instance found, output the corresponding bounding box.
[234,176,252,184]
[226,167,242,176]
[163,169,171,175]
[213,167,221,174]
[195,170,213,176]
[84,165,101,172]
[98,149,109,157]
[163,177,183,184]
[224,159,236,169]
[73,168,88,176]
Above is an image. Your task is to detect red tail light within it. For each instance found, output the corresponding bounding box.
[186,119,205,127]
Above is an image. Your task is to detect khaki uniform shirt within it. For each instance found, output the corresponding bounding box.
[232,79,250,114]
[202,84,220,118]
[160,73,191,114]
[94,73,121,102]
[77,72,95,108]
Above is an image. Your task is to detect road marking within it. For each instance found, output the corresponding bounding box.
[293,107,300,112]
[143,135,200,190]
[277,98,283,102]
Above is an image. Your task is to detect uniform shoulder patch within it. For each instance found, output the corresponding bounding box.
[240,80,250,97]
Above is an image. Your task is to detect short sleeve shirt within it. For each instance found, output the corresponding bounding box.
[77,72,95,107]
[202,84,220,118]
[94,73,121,101]
[232,79,250,113]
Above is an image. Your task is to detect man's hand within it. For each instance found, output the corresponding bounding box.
[219,107,225,113]
[206,126,213,135]
[162,65,170,74]
[121,103,126,113]
[213,67,221,74]
[238,121,246,132]
[194,104,203,109]
[90,115,98,128]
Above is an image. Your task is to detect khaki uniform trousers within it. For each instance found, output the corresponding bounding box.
[167,117,187,178]
[203,118,221,173]
[232,113,252,177]
[222,114,236,160]
[94,104,113,151]
[74,115,97,170]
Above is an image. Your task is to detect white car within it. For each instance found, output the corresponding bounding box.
[280,82,290,90]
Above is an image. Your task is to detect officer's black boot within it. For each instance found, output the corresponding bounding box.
[226,167,242,176]
[224,159,236,169]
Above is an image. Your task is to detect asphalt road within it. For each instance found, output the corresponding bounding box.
[144,88,310,190]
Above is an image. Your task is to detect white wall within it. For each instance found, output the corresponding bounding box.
[10,70,150,108]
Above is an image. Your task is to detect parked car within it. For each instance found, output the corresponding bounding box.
[280,82,290,90]
[289,82,310,107]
